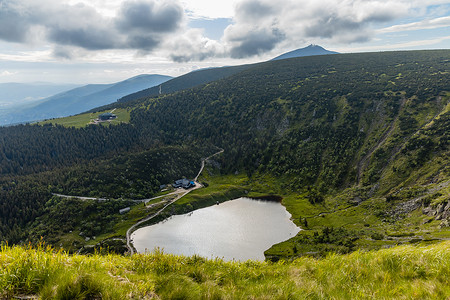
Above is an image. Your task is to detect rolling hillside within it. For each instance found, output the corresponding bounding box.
[115,64,250,105]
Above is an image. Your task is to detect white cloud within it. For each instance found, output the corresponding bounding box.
[66,0,123,17]
[0,70,17,76]
[66,0,239,19]
[1,0,449,67]
[378,16,450,33]
[165,28,225,62]
[221,0,414,58]
[181,0,239,18]
[0,0,185,54]
[335,35,450,52]
[0,49,54,62]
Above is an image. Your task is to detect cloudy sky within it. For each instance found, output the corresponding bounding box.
[0,0,449,84]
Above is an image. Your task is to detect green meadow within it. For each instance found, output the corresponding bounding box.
[38,108,130,128]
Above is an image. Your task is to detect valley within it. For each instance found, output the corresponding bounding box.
[0,49,449,297]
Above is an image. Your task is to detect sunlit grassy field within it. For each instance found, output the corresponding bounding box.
[1,241,449,299]
[38,108,130,128]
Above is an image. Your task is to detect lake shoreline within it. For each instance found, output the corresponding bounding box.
[247,195,283,202]
[131,197,300,261]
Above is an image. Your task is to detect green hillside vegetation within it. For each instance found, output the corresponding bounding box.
[1,241,449,299]
[0,50,449,258]
[114,65,251,105]
[39,108,130,128]
[0,145,210,244]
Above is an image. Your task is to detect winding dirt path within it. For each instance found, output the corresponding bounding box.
[195,149,223,181]
[126,148,224,254]
[51,193,145,203]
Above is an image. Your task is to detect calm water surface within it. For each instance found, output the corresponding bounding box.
[131,197,300,261]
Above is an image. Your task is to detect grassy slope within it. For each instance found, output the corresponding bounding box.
[38,108,130,128]
[1,241,448,299]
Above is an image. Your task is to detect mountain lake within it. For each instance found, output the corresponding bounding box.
[131,197,300,261]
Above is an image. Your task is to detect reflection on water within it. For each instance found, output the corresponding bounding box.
[131,197,300,261]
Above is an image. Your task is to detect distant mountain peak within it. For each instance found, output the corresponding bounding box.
[272,45,338,61]
[0,74,172,126]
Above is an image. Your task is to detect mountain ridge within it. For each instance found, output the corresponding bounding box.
[272,44,338,61]
[114,45,339,106]
[115,64,251,105]
[0,74,172,125]
[0,82,81,106]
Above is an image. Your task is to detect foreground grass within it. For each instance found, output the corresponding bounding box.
[1,241,449,299]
